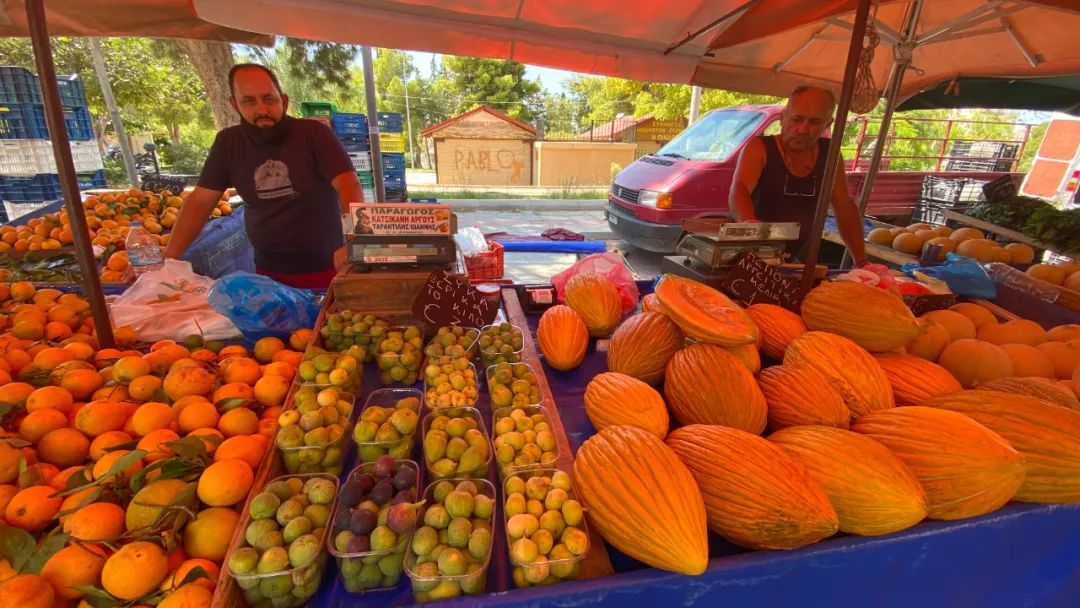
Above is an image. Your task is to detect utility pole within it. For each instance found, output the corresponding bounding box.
[88,38,138,187]
[362,46,386,203]
[402,54,416,169]
[689,85,702,123]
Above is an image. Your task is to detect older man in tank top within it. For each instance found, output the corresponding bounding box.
[729,86,867,266]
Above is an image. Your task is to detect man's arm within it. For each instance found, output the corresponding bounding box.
[830,162,867,266]
[330,171,363,270]
[163,186,224,260]
[729,138,765,222]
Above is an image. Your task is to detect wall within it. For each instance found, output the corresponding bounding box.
[435,138,532,186]
[432,111,533,141]
[534,141,637,187]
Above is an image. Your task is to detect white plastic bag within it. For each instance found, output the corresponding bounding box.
[454,227,489,256]
[109,259,240,342]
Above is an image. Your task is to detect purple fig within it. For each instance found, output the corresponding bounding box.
[393,465,417,490]
[339,479,364,507]
[373,455,397,479]
[370,479,394,505]
[391,487,417,505]
[346,534,371,554]
[350,508,377,536]
[354,473,375,496]
[387,501,424,534]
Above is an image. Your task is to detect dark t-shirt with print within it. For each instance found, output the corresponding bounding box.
[198,116,354,273]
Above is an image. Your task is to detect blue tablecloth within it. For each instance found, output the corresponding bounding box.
[306,281,1080,607]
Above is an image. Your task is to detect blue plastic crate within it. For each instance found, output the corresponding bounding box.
[383,174,406,189]
[63,106,93,140]
[330,112,368,136]
[0,173,60,202]
[384,187,408,202]
[0,67,42,105]
[0,102,49,139]
[377,112,403,133]
[380,153,406,172]
[77,169,106,190]
[56,76,87,108]
[340,135,370,153]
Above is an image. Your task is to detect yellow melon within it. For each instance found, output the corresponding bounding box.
[977,319,1048,346]
[1037,340,1080,379]
[1004,243,1035,264]
[950,227,984,242]
[949,303,998,329]
[1027,264,1066,285]
[938,339,1013,388]
[906,223,932,232]
[1048,324,1080,343]
[867,228,894,246]
[932,225,954,238]
[955,239,998,263]
[1000,343,1056,378]
[905,318,951,362]
[892,233,924,255]
[1065,272,1080,292]
[922,310,976,342]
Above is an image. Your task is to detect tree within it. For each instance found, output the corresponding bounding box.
[440,56,542,122]
[174,40,236,130]
[566,76,640,125]
[533,91,578,138]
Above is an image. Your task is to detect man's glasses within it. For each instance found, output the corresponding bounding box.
[785,174,817,197]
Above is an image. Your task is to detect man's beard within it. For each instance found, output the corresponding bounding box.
[240,115,289,145]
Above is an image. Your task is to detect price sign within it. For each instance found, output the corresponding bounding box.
[141,174,188,195]
[720,251,803,311]
[412,269,499,329]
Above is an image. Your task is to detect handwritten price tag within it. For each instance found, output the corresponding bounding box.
[412,269,499,328]
[719,251,803,311]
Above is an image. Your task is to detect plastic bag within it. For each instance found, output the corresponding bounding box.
[901,253,997,299]
[551,252,639,314]
[109,259,240,342]
[208,272,321,341]
[454,228,489,256]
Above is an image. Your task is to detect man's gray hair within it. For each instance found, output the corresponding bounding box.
[788,85,836,111]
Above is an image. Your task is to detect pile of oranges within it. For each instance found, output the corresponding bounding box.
[0,281,312,608]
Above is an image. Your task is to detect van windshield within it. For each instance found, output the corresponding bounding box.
[656,110,767,162]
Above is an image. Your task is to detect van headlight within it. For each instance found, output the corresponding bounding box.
[639,190,673,209]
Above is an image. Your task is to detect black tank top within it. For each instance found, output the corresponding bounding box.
[750,136,830,261]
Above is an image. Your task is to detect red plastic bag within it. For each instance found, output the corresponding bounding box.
[551,253,639,314]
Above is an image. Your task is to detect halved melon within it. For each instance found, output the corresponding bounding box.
[654,274,758,346]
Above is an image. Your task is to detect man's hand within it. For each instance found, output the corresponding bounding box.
[333,245,349,271]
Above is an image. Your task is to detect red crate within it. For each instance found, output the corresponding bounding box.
[464,240,504,281]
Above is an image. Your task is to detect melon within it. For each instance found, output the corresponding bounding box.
[867,228,894,246]
[801,281,920,353]
[757,365,850,430]
[907,223,932,232]
[892,233,924,255]
[938,339,1013,388]
[783,331,895,419]
[950,227,984,242]
[922,310,976,341]
[1059,260,1080,275]
[979,377,1080,410]
[999,343,1056,378]
[1004,243,1035,264]
[976,319,1048,346]
[1066,272,1080,292]
[888,227,906,239]
[949,303,998,329]
[1027,264,1066,285]
[956,239,999,263]
[922,237,956,262]
[993,248,1013,263]
[933,225,954,237]
[1037,340,1080,379]
[745,303,806,361]
[914,229,936,242]
[1048,324,1080,343]
[905,318,951,361]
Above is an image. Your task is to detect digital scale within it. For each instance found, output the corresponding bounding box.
[347,234,457,271]
[676,219,800,268]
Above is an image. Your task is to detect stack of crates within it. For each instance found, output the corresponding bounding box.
[377,112,407,202]
[0,67,104,215]
[330,111,375,203]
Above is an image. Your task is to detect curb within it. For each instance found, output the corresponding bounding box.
[441,199,608,212]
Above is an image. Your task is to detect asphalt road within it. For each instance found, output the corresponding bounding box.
[455,208,665,282]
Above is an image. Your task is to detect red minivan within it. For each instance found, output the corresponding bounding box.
[606,104,784,252]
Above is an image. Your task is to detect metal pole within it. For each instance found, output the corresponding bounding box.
[362,47,386,203]
[402,55,415,169]
[800,0,873,294]
[88,38,139,188]
[689,85,702,123]
[26,0,114,348]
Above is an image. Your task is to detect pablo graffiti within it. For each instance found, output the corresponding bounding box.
[454,148,524,180]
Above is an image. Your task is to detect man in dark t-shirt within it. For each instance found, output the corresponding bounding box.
[163,64,363,288]
[729,85,866,265]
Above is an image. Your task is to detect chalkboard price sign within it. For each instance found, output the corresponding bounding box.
[982,174,1018,202]
[412,269,499,329]
[141,174,189,195]
[720,251,803,311]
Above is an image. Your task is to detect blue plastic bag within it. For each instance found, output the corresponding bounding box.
[208,272,321,341]
[901,253,997,299]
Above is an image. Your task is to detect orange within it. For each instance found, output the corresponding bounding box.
[46,305,79,328]
[101,541,169,600]
[257,417,278,438]
[162,558,220,592]
[25,386,76,414]
[0,485,18,515]
[0,382,34,408]
[62,341,96,361]
[171,395,211,415]
[11,319,44,340]
[186,428,223,455]
[112,326,139,348]
[190,349,216,363]
[2,350,31,375]
[92,449,143,483]
[262,361,295,380]
[127,375,163,402]
[0,443,20,485]
[182,507,239,562]
[159,582,212,608]
[62,502,126,542]
[177,401,219,434]
[40,543,107,600]
[32,347,75,370]
[106,251,129,272]
[88,431,133,462]
[49,466,85,491]
[168,358,204,374]
[124,479,188,532]
[289,328,313,351]
[137,429,179,463]
[142,351,174,376]
[196,459,252,507]
[59,368,104,400]
[214,434,268,470]
[261,406,282,420]
[0,369,10,387]
[211,382,254,404]
[113,356,151,385]
[44,321,73,342]
[155,343,191,362]
[10,281,35,301]
[272,349,303,368]
[74,400,132,437]
[217,345,248,360]
[92,348,124,368]
[90,384,129,403]
[220,357,261,385]
[5,485,62,532]
[19,409,70,444]
[253,375,289,408]
[0,573,54,608]
[217,408,259,438]
[162,366,216,402]
[36,428,90,468]
[131,402,174,437]
[252,337,286,363]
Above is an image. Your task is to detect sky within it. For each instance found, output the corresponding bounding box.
[408,51,579,93]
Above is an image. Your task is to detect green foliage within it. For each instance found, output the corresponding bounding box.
[441,56,542,122]
[160,142,209,175]
[967,194,1080,252]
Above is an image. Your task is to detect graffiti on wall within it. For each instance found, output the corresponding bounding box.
[454,148,525,181]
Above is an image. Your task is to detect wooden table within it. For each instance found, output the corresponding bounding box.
[822,230,917,266]
[941,210,1079,259]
